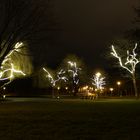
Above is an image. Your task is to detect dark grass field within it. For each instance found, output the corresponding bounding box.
[0,98,140,140]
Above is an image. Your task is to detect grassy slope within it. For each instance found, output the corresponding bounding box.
[0,99,140,140]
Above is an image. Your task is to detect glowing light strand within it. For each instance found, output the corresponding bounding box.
[0,42,26,87]
[91,73,105,90]
[2,42,23,66]
[111,44,140,74]
[43,68,68,87]
[68,61,81,85]
[0,63,26,87]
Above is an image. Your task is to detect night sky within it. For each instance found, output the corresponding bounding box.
[33,0,139,71]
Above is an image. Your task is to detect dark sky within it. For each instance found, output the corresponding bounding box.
[35,0,139,70]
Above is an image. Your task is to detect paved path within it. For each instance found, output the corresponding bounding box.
[5,97,52,102]
[4,97,140,103]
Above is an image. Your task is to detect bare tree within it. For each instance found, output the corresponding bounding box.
[91,72,106,91]
[111,43,140,97]
[43,67,68,98]
[0,0,50,86]
[60,55,85,96]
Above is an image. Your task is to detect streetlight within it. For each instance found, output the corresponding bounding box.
[117,81,121,96]
[57,87,60,90]
[57,87,60,99]
[65,87,68,94]
[109,88,114,96]
[96,72,101,77]
[117,81,121,86]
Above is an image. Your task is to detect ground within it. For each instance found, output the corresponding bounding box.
[0,98,140,140]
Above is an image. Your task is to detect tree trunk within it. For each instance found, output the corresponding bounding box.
[132,73,138,98]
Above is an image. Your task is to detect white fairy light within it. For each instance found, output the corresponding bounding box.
[68,61,81,85]
[111,43,140,74]
[43,68,68,87]
[91,72,105,90]
[0,42,26,87]
[0,63,26,87]
[111,43,140,97]
[2,42,23,65]
[43,68,54,86]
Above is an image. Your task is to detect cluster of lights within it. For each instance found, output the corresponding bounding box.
[91,72,105,90]
[78,86,93,92]
[0,42,26,87]
[82,86,89,90]
[111,44,140,74]
[43,68,68,87]
[68,61,81,85]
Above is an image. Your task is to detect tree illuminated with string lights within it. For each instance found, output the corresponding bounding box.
[43,68,68,87]
[111,43,140,97]
[0,0,48,88]
[67,61,82,95]
[68,61,81,85]
[91,72,106,91]
[43,67,68,97]
[0,42,32,87]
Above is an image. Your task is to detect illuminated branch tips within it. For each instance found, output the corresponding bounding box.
[0,42,26,87]
[67,61,81,85]
[111,44,140,74]
[43,67,68,87]
[91,73,105,90]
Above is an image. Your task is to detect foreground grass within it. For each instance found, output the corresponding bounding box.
[0,99,140,140]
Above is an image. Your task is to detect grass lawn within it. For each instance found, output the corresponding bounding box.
[0,98,140,140]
